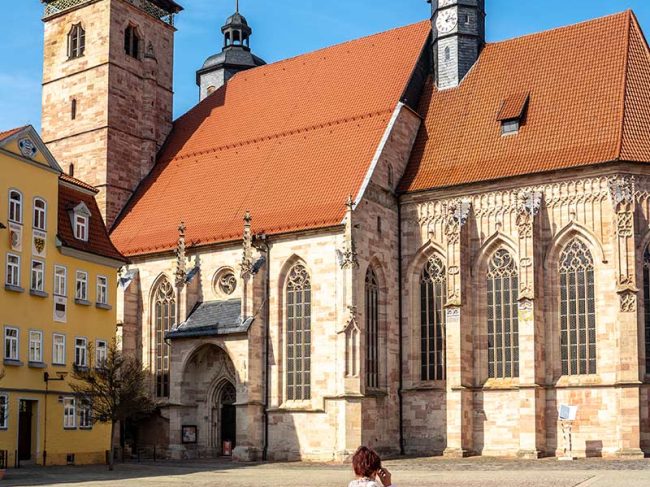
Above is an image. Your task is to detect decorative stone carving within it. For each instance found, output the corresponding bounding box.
[343,306,360,377]
[444,199,471,244]
[516,191,542,238]
[337,196,359,269]
[240,211,254,278]
[620,291,637,313]
[174,221,187,287]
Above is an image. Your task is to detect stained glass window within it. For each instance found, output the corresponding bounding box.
[420,255,446,381]
[286,264,311,401]
[154,279,175,398]
[365,268,379,389]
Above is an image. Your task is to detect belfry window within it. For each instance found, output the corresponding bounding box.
[487,249,519,379]
[286,263,311,401]
[559,239,596,376]
[643,247,650,374]
[67,24,85,59]
[365,268,379,389]
[124,25,140,59]
[153,278,175,398]
[420,255,446,381]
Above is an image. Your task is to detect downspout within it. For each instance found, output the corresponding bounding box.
[259,237,271,461]
[397,202,405,456]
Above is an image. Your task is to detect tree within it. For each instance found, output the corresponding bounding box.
[71,341,155,470]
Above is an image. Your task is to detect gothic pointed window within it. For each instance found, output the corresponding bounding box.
[559,239,596,376]
[420,255,446,381]
[487,249,519,379]
[643,247,650,374]
[153,278,175,398]
[365,268,379,389]
[68,24,85,59]
[286,264,311,401]
[124,25,140,59]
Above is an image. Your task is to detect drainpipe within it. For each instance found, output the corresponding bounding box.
[397,203,405,456]
[255,236,271,461]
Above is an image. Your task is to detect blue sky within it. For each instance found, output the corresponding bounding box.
[1,0,650,131]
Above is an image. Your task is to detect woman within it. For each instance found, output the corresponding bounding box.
[348,446,393,487]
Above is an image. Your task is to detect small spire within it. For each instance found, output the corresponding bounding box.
[175,221,187,287]
[236,0,239,13]
[346,194,354,210]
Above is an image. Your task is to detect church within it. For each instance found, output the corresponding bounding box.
[40,0,650,460]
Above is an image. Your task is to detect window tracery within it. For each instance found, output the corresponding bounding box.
[153,278,175,398]
[365,268,379,389]
[420,255,446,381]
[286,264,311,401]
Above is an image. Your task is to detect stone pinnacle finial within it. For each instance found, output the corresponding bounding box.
[346,194,354,210]
[175,221,187,287]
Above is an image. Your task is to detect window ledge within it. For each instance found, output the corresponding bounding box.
[3,359,23,367]
[365,389,388,398]
[73,365,89,372]
[64,427,77,431]
[95,302,112,310]
[5,285,24,293]
[28,361,47,369]
[30,289,49,298]
[52,362,67,367]
[75,299,91,306]
[79,426,93,431]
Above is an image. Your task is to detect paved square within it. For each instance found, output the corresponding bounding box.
[5,458,650,487]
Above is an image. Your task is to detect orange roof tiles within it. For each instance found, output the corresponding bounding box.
[111,21,431,256]
[0,126,27,142]
[496,92,530,122]
[401,11,650,193]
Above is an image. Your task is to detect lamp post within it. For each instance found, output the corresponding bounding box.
[43,371,67,466]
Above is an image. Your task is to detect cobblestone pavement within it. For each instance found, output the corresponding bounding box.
[5,457,650,487]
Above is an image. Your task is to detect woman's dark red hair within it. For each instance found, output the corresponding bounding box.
[352,446,381,478]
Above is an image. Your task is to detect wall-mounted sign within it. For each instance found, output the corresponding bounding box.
[33,230,46,257]
[18,138,38,159]
[8,223,22,252]
[182,425,197,444]
[54,296,67,323]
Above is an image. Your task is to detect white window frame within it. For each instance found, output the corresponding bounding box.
[31,260,45,292]
[28,330,43,363]
[4,327,19,361]
[75,337,88,368]
[95,339,108,367]
[76,271,88,301]
[53,333,66,365]
[63,397,76,429]
[33,197,47,231]
[0,394,7,429]
[8,189,23,224]
[54,265,67,297]
[74,214,88,241]
[96,275,108,305]
[79,401,92,429]
[6,253,20,287]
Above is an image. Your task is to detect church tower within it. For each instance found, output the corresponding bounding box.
[40,0,183,227]
[196,4,265,101]
[429,0,485,89]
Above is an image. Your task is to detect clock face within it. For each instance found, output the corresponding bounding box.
[436,9,458,34]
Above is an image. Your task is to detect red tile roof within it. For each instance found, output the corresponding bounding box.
[60,173,100,194]
[58,179,126,263]
[111,21,431,256]
[401,11,650,193]
[0,126,27,142]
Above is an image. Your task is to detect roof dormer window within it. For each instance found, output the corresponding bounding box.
[70,202,91,242]
[497,92,530,137]
[501,119,520,136]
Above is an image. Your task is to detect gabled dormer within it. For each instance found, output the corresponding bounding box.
[69,201,92,242]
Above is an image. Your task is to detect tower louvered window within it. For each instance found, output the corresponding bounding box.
[420,255,446,381]
[644,248,650,374]
[559,239,596,376]
[68,24,85,59]
[154,279,175,398]
[286,264,311,401]
[124,25,140,59]
[487,249,519,378]
[365,268,379,389]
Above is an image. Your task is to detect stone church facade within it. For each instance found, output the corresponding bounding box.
[40,0,650,461]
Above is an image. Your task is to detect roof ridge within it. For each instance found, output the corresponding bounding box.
[487,10,631,48]
[162,108,393,164]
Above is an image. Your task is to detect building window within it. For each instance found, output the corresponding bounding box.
[0,395,7,429]
[33,198,47,231]
[286,263,312,401]
[487,249,519,379]
[76,271,88,301]
[501,119,520,135]
[153,278,175,398]
[420,255,446,381]
[74,214,88,241]
[53,334,66,365]
[31,260,45,292]
[63,398,76,429]
[365,268,379,389]
[75,337,88,368]
[124,25,140,59]
[4,327,19,361]
[71,99,77,120]
[559,239,596,376]
[96,276,108,305]
[9,190,22,224]
[79,400,92,429]
[29,330,43,363]
[643,246,650,374]
[444,46,451,62]
[67,23,85,59]
[96,340,107,367]
[54,266,67,297]
[387,164,394,188]
[6,253,20,287]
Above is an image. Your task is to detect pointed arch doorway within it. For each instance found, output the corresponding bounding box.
[212,381,236,455]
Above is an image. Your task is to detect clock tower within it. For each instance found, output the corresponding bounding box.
[429,0,485,89]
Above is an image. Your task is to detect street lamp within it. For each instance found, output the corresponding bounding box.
[43,371,68,466]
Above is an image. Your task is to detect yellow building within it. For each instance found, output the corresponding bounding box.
[0,126,125,467]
